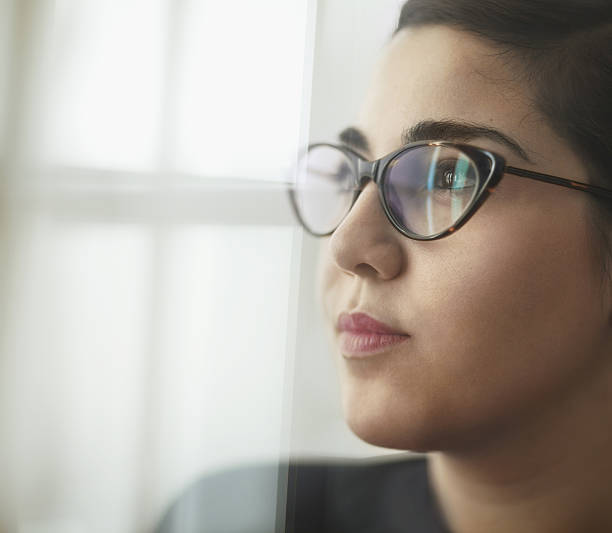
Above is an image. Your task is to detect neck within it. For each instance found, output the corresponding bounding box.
[429,362,612,533]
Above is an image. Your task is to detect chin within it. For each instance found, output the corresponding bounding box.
[341,390,447,453]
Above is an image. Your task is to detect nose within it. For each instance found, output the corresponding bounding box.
[328,181,405,280]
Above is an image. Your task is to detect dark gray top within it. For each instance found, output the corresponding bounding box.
[155,456,451,533]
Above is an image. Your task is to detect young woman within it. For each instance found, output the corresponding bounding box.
[157,2,612,532]
[291,0,612,531]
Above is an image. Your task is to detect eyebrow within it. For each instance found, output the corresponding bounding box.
[339,120,533,164]
[338,126,371,156]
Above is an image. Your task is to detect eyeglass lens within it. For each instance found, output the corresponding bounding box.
[294,144,481,238]
[294,145,356,235]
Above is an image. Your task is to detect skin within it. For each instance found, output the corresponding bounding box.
[318,26,612,532]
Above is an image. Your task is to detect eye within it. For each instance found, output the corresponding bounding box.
[335,161,353,180]
[304,154,355,192]
[330,162,355,191]
[434,159,477,190]
[309,161,349,179]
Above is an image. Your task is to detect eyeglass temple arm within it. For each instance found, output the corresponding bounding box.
[505,165,612,201]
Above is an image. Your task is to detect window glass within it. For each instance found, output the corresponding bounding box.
[173,0,308,180]
[46,0,166,171]
[2,221,295,532]
[44,0,309,180]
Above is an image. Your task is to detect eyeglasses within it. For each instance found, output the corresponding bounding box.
[289,141,612,240]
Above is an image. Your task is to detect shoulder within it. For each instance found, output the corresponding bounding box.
[155,463,280,533]
[288,456,448,533]
[155,456,449,533]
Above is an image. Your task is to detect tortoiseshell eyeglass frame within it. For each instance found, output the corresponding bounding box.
[289,140,612,241]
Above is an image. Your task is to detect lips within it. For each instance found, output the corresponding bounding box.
[337,312,409,358]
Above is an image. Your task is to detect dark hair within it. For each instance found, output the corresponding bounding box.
[396,0,612,274]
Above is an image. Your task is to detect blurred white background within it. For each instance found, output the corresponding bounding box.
[0,0,405,532]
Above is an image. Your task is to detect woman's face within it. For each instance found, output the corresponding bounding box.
[319,25,612,452]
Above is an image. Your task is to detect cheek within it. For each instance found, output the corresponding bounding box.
[317,238,343,320]
[405,201,607,440]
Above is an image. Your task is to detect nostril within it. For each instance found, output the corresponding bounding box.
[353,263,380,278]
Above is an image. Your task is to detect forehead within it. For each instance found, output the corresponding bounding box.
[358,26,533,158]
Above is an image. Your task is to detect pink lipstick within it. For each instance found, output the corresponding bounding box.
[337,312,409,358]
